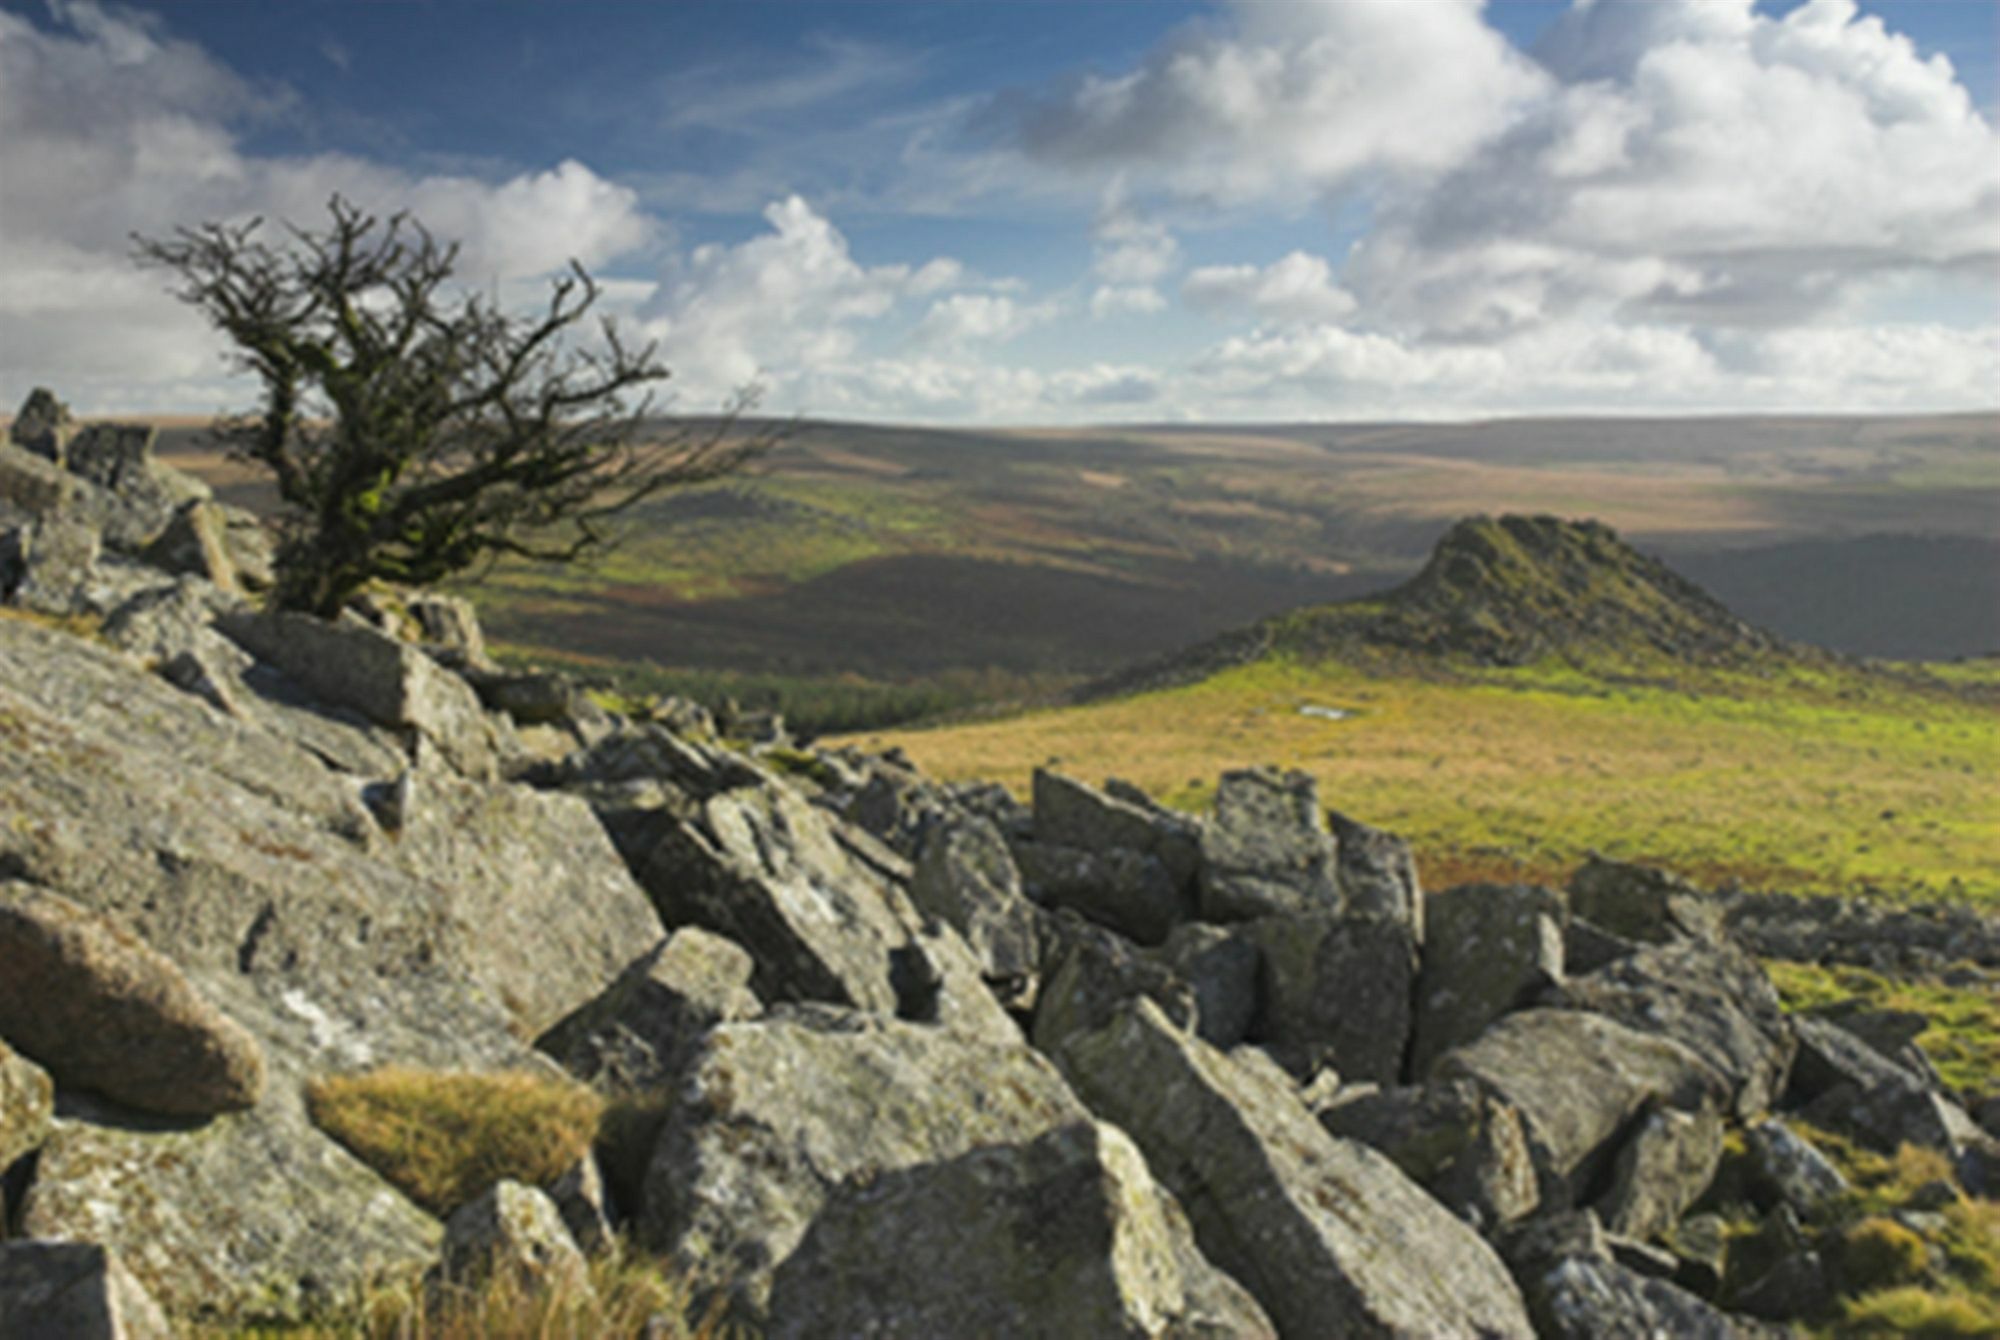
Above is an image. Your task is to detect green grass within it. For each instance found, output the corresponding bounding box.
[1838,1286,2000,1337]
[491,645,1072,738]
[849,655,1999,901]
[304,1068,603,1219]
[1767,1124,2000,1339]
[1765,961,2000,1095]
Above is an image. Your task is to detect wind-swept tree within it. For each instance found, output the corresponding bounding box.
[137,196,764,616]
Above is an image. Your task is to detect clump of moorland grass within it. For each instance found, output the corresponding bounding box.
[1838,1284,2000,1337]
[209,1243,727,1339]
[304,1067,602,1217]
[1841,1216,1931,1291]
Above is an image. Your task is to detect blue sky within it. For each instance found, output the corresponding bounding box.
[2,0,1995,421]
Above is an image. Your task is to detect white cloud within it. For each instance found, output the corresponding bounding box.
[1090,285,1167,318]
[913,292,1057,346]
[1348,0,2000,339]
[0,3,651,410]
[1001,0,1547,204]
[638,195,978,399]
[1092,188,1181,284]
[1183,252,1356,325]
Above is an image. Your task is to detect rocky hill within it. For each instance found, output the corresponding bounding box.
[1084,514,1798,700]
[2,394,1997,1337]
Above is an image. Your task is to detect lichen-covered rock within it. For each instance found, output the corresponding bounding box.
[0,1038,54,1170]
[10,510,100,616]
[1788,1013,1922,1102]
[1564,916,1639,974]
[217,607,504,780]
[405,592,492,669]
[1528,1254,1750,1340]
[910,813,1039,994]
[0,882,265,1116]
[1320,1080,1536,1240]
[0,1241,172,1340]
[0,440,84,519]
[1594,1101,1725,1243]
[1244,910,1415,1083]
[1032,911,1197,1055]
[1196,768,1341,922]
[1414,882,1565,1074]
[1033,769,1200,893]
[64,423,205,553]
[1504,1209,1757,1340]
[537,928,762,1093]
[641,1008,1087,1321]
[639,780,1014,1042]
[387,761,666,1038]
[9,387,76,463]
[217,504,275,592]
[1567,856,1724,945]
[1328,810,1425,935]
[1548,937,1794,1119]
[544,1156,617,1258]
[1014,839,1184,946]
[0,612,615,1319]
[436,1180,592,1300]
[1315,1078,1541,1231]
[1433,1008,1722,1203]
[20,1103,449,1322]
[1745,1120,1848,1218]
[141,499,237,593]
[1151,922,1260,1049]
[766,1121,1276,1339]
[1055,998,1535,1338]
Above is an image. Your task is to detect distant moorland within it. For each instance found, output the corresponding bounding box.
[143,410,2000,730]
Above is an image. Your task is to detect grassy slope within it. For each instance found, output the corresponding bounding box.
[846,654,1999,903]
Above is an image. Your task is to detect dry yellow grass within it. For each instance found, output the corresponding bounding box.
[845,657,1999,900]
[304,1068,602,1219]
[210,1245,733,1340]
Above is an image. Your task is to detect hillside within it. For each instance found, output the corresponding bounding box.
[852,516,1999,903]
[133,411,2000,728]
[3,415,1998,1338]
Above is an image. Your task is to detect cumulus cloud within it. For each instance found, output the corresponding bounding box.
[1090,285,1167,318]
[999,0,1546,204]
[0,2,651,409]
[1348,0,2000,338]
[913,292,1058,346]
[638,195,977,399]
[1183,252,1356,325]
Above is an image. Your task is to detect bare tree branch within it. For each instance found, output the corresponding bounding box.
[135,195,775,616]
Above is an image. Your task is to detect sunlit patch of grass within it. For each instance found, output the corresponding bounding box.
[205,1243,731,1339]
[1765,961,2000,1095]
[1837,1285,2000,1337]
[849,655,1999,903]
[304,1068,603,1219]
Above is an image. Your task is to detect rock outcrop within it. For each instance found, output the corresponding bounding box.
[0,882,265,1116]
[765,1121,1277,1339]
[1056,998,1536,1338]
[1,446,1985,1339]
[640,1008,1087,1321]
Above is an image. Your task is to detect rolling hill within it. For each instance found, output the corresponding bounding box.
[138,412,2000,722]
[842,515,2000,904]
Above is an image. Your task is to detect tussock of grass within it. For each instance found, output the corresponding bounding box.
[1841,1216,1931,1291]
[1838,1285,2000,1337]
[211,1243,728,1339]
[304,1068,602,1218]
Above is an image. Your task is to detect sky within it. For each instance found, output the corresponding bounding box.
[1,0,1996,423]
